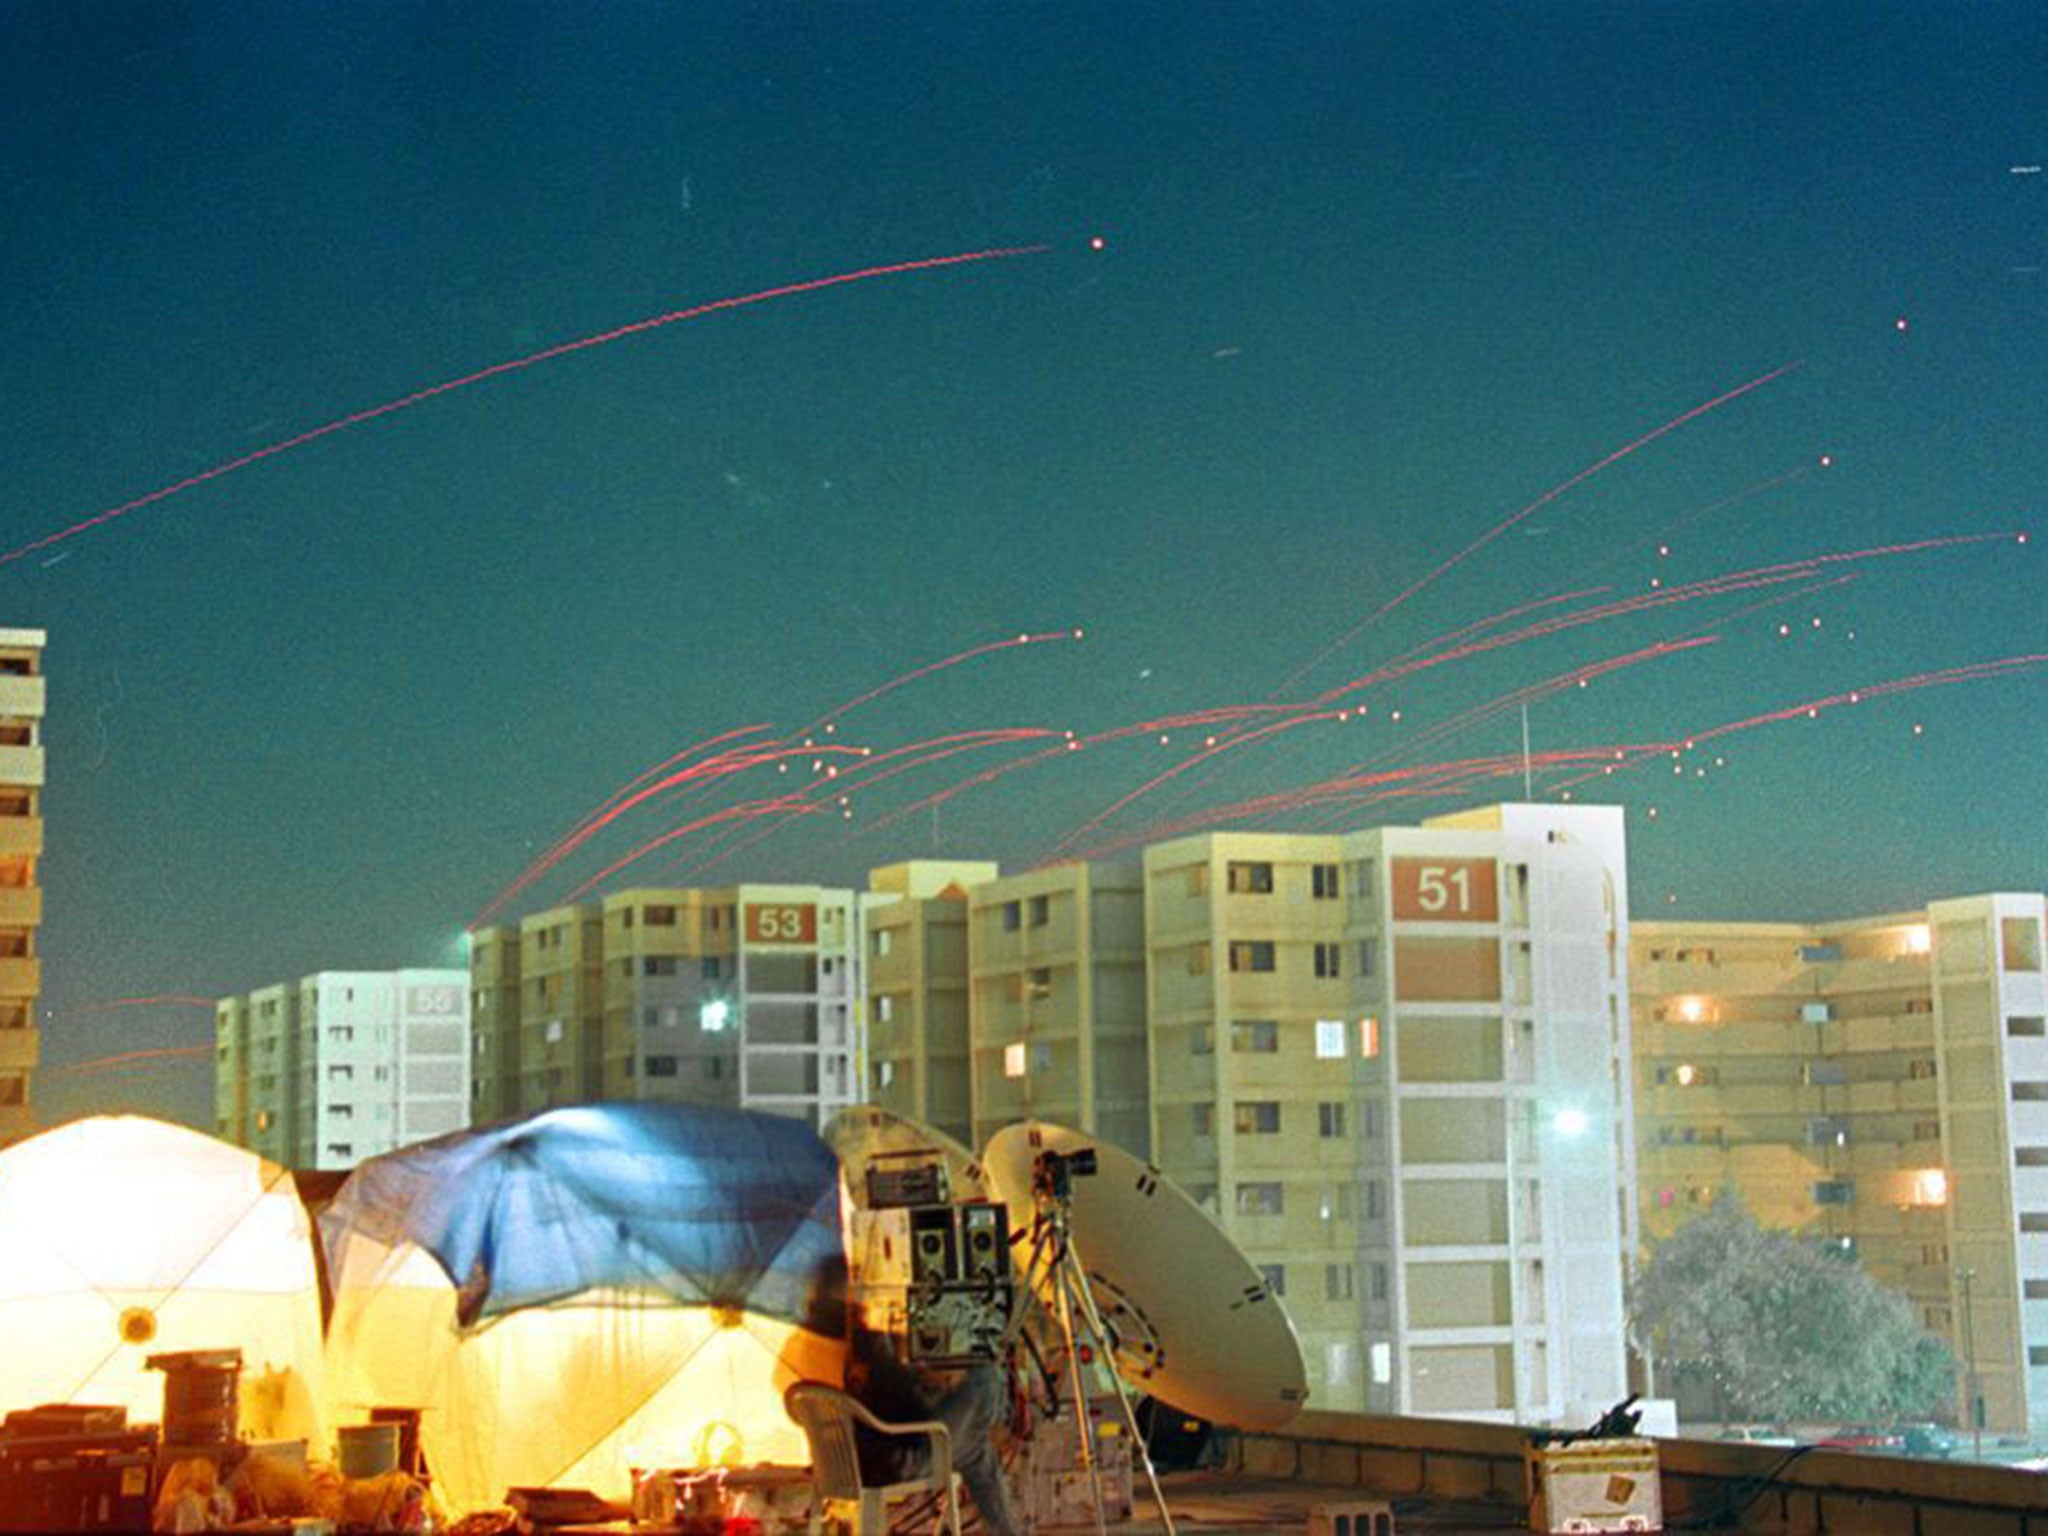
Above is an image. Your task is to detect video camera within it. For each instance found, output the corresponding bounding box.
[1031,1145,1097,1203]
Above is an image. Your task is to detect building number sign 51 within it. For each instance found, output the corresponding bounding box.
[1391,857,1498,923]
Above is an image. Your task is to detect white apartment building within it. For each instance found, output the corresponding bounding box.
[217,968,469,1170]
[1141,803,1635,1423]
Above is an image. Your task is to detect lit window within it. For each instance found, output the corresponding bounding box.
[1359,1017,1381,1058]
[699,999,732,1033]
[1370,1342,1392,1384]
[1003,1042,1027,1078]
[1907,1168,1949,1207]
[1315,1019,1346,1059]
[1904,924,1932,955]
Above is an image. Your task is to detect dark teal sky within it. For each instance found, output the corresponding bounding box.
[5,1,2043,1129]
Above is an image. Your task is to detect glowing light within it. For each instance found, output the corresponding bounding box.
[1553,1107,1590,1137]
[1675,997,1706,1024]
[1675,1062,1699,1086]
[1907,1168,1949,1207]
[1088,235,1107,251]
[1903,924,1932,955]
[1894,316,1910,332]
[1819,454,1834,468]
[700,999,732,1033]
[1004,1042,1028,1078]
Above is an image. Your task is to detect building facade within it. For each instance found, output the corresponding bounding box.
[1634,894,2048,1434]
[1141,804,1635,1423]
[215,969,470,1170]
[470,883,866,1131]
[0,628,44,1146]
[864,860,997,1146]
[967,860,1149,1156]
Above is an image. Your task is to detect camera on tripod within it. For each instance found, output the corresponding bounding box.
[1031,1146,1098,1203]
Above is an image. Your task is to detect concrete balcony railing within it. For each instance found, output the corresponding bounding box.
[0,817,39,859]
[0,956,39,995]
[0,887,40,927]
[0,745,43,787]
[0,675,44,720]
[0,1029,38,1071]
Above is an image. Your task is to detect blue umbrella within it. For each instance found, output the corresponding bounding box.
[321,1103,845,1330]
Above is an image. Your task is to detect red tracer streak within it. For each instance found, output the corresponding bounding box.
[2,244,1051,570]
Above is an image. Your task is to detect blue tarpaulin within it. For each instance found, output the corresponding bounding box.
[319,1102,844,1328]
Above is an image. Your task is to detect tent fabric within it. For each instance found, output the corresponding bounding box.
[319,1103,848,1513]
[0,1116,326,1446]
[319,1101,844,1327]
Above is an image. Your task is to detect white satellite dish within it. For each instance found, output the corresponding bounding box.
[981,1121,1308,1431]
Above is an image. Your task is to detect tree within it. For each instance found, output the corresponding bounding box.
[1633,1197,1955,1424]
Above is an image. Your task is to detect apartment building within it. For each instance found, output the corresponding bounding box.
[967,861,1149,1156]
[470,883,866,1130]
[1141,804,1635,1423]
[864,860,997,1146]
[0,628,44,1146]
[215,969,470,1170]
[1634,894,2048,1434]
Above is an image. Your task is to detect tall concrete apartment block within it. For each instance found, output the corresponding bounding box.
[967,861,1149,1156]
[865,861,998,1146]
[215,969,470,1171]
[469,883,864,1130]
[0,628,44,1146]
[1142,804,1634,1422]
[1634,894,2048,1435]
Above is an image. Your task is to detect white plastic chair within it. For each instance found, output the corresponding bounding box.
[784,1380,964,1536]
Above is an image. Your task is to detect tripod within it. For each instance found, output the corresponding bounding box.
[1004,1152,1176,1536]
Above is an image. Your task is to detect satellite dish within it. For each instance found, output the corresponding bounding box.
[822,1107,994,1208]
[981,1122,1308,1431]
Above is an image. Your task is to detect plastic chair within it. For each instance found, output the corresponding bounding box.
[784,1380,964,1536]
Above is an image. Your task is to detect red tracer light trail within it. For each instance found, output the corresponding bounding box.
[1,244,1052,570]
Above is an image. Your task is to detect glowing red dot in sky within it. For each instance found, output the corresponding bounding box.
[1089,235,1107,251]
[1819,454,1833,468]
[1894,316,1909,332]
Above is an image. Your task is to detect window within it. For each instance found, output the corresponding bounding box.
[1001,901,1022,932]
[327,1025,354,1043]
[1314,943,1342,979]
[1235,1182,1284,1216]
[1028,894,1049,927]
[644,957,678,976]
[1187,865,1209,897]
[703,1057,725,1080]
[1032,1042,1052,1073]
[1804,1060,1847,1086]
[1356,938,1378,977]
[1189,1022,1213,1055]
[1920,1243,1949,1267]
[873,928,893,958]
[1908,1058,1938,1081]
[1349,859,1378,902]
[2008,1016,2046,1038]
[1364,1180,1384,1220]
[1229,941,1276,973]
[1360,1101,1381,1139]
[1258,1264,1286,1296]
[1359,1016,1381,1058]
[701,957,721,980]
[326,1144,354,1161]
[645,1056,679,1077]
[1184,943,1211,976]
[645,904,677,926]
[1812,1179,1855,1206]
[1026,966,1052,1000]
[327,1065,354,1083]
[1226,861,1274,894]
[876,995,895,1023]
[1806,1119,1850,1146]
[1914,1119,1942,1141]
[1191,1103,1214,1137]
[1370,1264,1388,1303]
[1230,1019,1279,1053]
[1318,1184,1353,1221]
[330,1104,353,1120]
[1312,864,1340,900]
[1003,1042,1027,1078]
[1325,1263,1355,1301]
[1318,1102,1345,1138]
[1315,1019,1346,1059]
[1234,1101,1281,1135]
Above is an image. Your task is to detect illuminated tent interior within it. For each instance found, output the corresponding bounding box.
[318,1103,848,1514]
[0,1115,326,1446]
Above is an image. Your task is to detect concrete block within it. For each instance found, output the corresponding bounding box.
[1298,1441,1362,1488]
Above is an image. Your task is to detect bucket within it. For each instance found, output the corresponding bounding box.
[336,1422,402,1480]
[147,1348,242,1447]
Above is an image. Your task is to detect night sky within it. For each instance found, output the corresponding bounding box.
[6,2,2043,1132]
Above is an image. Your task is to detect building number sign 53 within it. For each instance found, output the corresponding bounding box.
[745,903,818,945]
[1391,857,1498,923]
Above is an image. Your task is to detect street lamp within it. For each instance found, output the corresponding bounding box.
[1958,1265,1982,1459]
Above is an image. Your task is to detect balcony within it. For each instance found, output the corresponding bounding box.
[0,745,42,787]
[0,675,44,720]
[0,817,39,858]
[0,887,39,927]
[0,956,39,994]
[0,1029,37,1071]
